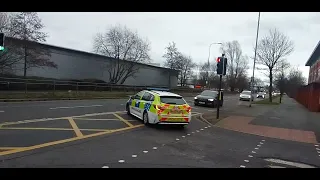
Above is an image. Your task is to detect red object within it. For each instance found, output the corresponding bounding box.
[293,82,320,112]
[217,57,221,62]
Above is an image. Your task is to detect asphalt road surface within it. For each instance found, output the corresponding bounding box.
[0,94,318,168]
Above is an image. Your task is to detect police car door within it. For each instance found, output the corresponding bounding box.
[131,91,145,117]
[140,92,154,118]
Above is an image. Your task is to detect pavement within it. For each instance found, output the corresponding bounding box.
[0,94,319,168]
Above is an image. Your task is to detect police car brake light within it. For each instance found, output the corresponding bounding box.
[186,106,191,113]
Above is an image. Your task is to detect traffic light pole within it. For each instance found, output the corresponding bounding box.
[216,74,222,119]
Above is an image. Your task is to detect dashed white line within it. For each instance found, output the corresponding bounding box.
[132,155,137,158]
[187,134,191,136]
[244,160,249,163]
[257,145,261,147]
[260,142,264,145]
[240,165,246,168]
[118,160,125,163]
[176,138,180,141]
[315,144,319,147]
[248,155,253,158]
[49,105,103,110]
[196,130,199,132]
[316,148,320,151]
[143,151,148,153]
[102,166,109,168]
[152,147,158,150]
[0,110,4,113]
[200,129,204,131]
[182,136,185,138]
[252,151,256,154]
[204,127,208,128]
[255,148,259,150]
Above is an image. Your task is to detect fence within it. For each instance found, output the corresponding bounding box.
[0,76,203,94]
[289,82,320,112]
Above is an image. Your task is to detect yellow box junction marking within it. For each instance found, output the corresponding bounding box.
[0,124,144,156]
[67,117,83,137]
[113,113,134,127]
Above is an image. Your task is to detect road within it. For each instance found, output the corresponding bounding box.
[0,94,319,168]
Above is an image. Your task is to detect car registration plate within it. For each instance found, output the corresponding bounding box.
[199,101,205,104]
[167,118,185,122]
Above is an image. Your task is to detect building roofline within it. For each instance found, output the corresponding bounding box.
[305,40,320,66]
[5,37,178,72]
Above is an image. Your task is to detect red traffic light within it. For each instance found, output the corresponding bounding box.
[216,57,221,62]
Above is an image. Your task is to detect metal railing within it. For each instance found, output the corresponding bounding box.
[0,76,203,94]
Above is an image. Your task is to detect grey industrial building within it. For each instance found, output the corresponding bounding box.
[3,37,179,88]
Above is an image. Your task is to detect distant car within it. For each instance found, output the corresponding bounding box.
[194,90,223,108]
[256,92,265,99]
[126,89,191,128]
[239,90,254,101]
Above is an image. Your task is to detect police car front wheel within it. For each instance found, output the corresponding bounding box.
[143,111,149,125]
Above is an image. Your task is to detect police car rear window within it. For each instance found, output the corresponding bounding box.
[160,96,186,105]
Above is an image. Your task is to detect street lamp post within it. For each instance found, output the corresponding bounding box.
[207,42,222,88]
[249,12,261,107]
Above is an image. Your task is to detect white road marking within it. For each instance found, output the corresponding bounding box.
[208,126,211,127]
[182,136,185,138]
[102,166,109,168]
[120,104,124,105]
[252,151,256,154]
[187,134,190,136]
[152,147,157,150]
[264,158,316,168]
[244,160,249,162]
[257,145,261,147]
[118,160,125,163]
[248,155,253,158]
[268,165,286,168]
[0,110,4,113]
[262,140,265,142]
[196,130,199,132]
[260,142,264,145]
[143,151,148,153]
[200,129,204,131]
[49,105,103,110]
[176,138,180,141]
[255,148,259,150]
[132,155,137,158]
[315,144,319,147]
[204,127,208,128]
[316,148,320,151]
[240,165,246,168]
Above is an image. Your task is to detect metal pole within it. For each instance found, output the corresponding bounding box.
[216,53,225,119]
[249,12,261,107]
[207,42,222,89]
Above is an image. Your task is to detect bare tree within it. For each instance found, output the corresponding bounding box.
[163,42,181,69]
[274,60,290,103]
[255,28,294,102]
[9,12,57,77]
[286,67,306,97]
[220,41,249,91]
[0,12,21,73]
[93,25,151,84]
[177,55,196,86]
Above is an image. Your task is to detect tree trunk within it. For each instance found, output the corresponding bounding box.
[23,46,27,78]
[269,70,273,102]
[279,93,282,103]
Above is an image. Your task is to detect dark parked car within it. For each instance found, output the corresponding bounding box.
[194,90,223,108]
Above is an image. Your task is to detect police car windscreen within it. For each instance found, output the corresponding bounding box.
[160,96,186,105]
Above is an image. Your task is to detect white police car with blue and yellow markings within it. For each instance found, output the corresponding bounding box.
[126,89,192,127]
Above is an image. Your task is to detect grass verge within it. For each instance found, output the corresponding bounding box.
[0,91,199,101]
[253,95,281,105]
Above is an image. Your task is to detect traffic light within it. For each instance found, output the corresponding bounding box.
[216,56,227,75]
[0,33,4,51]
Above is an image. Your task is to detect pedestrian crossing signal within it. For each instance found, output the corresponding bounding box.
[216,56,227,75]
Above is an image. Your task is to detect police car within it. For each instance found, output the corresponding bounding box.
[125,88,192,127]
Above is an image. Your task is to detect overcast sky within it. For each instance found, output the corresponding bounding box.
[38,12,320,82]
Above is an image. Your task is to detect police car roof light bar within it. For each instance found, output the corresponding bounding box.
[146,87,170,92]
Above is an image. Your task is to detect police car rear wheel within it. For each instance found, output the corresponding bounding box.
[126,104,131,115]
[143,111,149,125]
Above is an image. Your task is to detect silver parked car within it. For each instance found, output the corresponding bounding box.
[239,90,254,101]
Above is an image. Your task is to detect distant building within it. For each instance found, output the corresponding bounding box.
[3,37,179,88]
[306,41,320,84]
